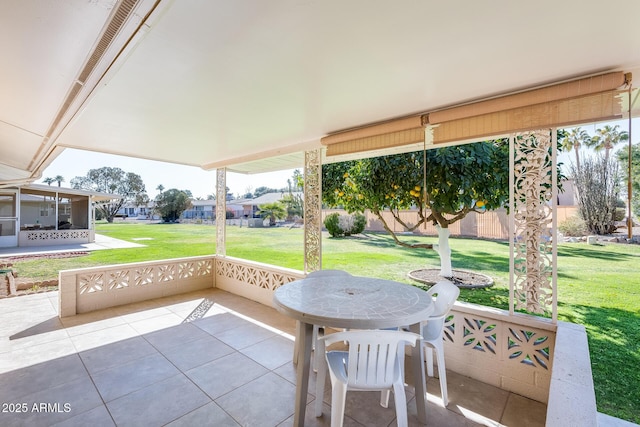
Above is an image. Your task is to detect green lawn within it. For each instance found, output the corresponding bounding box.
[7,222,640,422]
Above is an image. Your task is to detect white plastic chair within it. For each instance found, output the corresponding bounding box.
[315,330,421,427]
[421,280,460,406]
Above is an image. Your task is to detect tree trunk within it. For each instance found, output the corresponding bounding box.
[435,225,453,277]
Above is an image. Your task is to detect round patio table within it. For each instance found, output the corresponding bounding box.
[273,274,434,426]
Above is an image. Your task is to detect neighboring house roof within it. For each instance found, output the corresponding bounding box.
[230,197,255,206]
[18,184,122,202]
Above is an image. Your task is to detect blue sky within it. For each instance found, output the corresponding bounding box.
[41,149,296,199]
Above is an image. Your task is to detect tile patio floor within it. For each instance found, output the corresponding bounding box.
[0,288,547,426]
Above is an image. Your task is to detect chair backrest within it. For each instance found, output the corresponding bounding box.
[421,281,460,339]
[321,330,420,389]
[427,281,460,319]
[306,269,351,278]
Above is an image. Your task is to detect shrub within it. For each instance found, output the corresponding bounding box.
[324,212,366,237]
[559,216,587,237]
[352,213,366,234]
[572,156,620,235]
[614,199,626,222]
[338,214,355,236]
[324,213,342,237]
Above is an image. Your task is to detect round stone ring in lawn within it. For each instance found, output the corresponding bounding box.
[409,268,494,289]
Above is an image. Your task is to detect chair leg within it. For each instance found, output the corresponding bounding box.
[392,382,408,427]
[424,344,434,377]
[331,382,347,427]
[381,342,405,408]
[380,390,390,408]
[433,341,449,406]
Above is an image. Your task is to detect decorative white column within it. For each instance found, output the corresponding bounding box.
[216,168,226,256]
[304,149,322,273]
[509,129,558,319]
[55,191,59,230]
[88,196,93,230]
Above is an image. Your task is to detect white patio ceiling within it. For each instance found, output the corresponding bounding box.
[2,0,640,185]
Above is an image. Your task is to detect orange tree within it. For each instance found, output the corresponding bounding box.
[322,141,510,278]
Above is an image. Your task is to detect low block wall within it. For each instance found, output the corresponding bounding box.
[59,255,215,316]
[19,229,94,247]
[58,255,302,316]
[214,255,304,306]
[444,302,555,403]
[545,321,597,427]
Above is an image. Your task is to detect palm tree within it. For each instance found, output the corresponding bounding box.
[43,177,55,186]
[560,127,590,170]
[54,175,65,187]
[257,202,287,226]
[588,125,629,162]
[156,184,165,194]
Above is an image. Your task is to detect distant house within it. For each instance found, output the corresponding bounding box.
[182,199,215,220]
[116,201,159,220]
[0,184,121,248]
[239,192,302,214]
[181,198,253,220]
[180,192,301,222]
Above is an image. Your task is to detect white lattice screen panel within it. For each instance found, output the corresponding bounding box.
[444,304,555,403]
[510,130,557,316]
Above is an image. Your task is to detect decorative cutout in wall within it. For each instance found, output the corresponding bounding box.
[443,314,455,342]
[157,264,176,282]
[507,327,551,369]
[134,267,154,286]
[197,260,213,276]
[462,316,497,354]
[79,273,104,294]
[108,270,130,290]
[178,262,196,279]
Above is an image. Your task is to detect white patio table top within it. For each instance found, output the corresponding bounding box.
[273,275,434,426]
